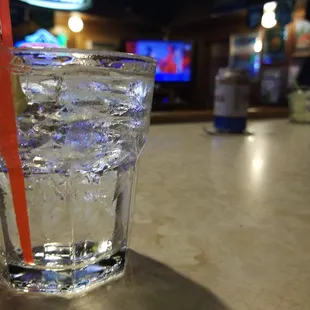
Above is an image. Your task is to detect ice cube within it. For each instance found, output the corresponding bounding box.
[21,76,62,103]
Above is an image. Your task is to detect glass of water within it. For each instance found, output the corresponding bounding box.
[0,49,156,294]
[288,87,310,123]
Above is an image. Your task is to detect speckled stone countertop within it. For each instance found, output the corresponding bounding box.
[1,120,310,310]
[131,120,310,310]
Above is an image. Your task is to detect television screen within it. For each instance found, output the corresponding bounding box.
[126,40,192,82]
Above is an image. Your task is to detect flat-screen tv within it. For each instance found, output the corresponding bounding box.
[125,40,192,83]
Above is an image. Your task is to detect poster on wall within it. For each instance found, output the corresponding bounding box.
[294,19,310,56]
[263,27,286,63]
[261,68,282,104]
[230,33,261,77]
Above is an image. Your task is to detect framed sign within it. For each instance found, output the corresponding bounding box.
[230,33,261,77]
[294,19,310,57]
[264,27,286,62]
[230,33,257,66]
[19,0,92,11]
[261,68,282,104]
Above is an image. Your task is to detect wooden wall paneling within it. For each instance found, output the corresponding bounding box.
[53,11,161,49]
[191,40,212,109]
[208,41,230,108]
[294,0,307,19]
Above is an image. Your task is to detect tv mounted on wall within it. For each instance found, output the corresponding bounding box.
[125,40,193,83]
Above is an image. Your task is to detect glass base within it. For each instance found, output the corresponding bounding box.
[6,250,126,295]
[214,116,247,133]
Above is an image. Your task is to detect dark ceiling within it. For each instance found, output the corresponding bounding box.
[10,0,212,26]
[77,0,299,26]
[86,0,195,25]
[10,0,297,27]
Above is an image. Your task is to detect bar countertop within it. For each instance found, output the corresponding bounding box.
[1,120,310,310]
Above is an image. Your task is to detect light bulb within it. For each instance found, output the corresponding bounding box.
[261,11,277,29]
[254,38,263,53]
[264,1,277,12]
[68,16,84,33]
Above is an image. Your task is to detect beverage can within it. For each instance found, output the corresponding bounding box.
[213,68,250,133]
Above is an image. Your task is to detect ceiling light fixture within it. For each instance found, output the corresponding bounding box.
[254,38,263,53]
[261,1,277,29]
[68,16,84,33]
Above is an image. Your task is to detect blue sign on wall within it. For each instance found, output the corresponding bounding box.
[15,29,63,48]
[19,0,92,11]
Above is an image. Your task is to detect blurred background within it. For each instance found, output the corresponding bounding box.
[9,0,310,120]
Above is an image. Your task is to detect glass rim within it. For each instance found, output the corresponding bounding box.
[9,47,157,66]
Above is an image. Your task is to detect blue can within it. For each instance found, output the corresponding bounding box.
[214,68,250,133]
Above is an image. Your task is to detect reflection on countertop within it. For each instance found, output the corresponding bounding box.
[0,250,228,310]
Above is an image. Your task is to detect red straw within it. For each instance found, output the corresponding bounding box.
[0,0,33,264]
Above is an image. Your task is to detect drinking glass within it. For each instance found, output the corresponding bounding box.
[288,87,310,123]
[0,49,156,294]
